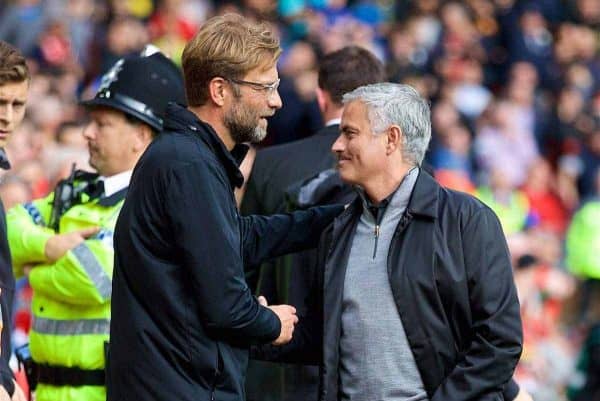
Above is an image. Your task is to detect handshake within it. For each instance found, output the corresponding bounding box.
[258,296,298,346]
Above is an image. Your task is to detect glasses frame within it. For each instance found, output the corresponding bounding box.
[226,77,281,96]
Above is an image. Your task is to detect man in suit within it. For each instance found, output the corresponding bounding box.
[241,45,384,401]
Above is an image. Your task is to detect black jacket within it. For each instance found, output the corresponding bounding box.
[0,199,15,396]
[257,170,523,401]
[0,149,15,396]
[107,103,343,401]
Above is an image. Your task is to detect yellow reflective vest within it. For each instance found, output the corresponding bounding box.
[7,185,125,401]
[566,200,600,279]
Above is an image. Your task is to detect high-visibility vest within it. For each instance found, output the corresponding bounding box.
[7,187,125,401]
[566,201,600,279]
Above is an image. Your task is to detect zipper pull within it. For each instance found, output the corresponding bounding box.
[373,225,380,259]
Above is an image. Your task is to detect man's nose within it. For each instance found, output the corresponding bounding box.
[82,121,97,140]
[0,104,13,125]
[268,89,282,110]
[331,134,345,154]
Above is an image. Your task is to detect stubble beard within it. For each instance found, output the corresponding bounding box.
[224,101,268,144]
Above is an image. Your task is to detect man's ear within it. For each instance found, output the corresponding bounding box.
[386,125,402,155]
[207,77,229,107]
[316,87,328,115]
[133,123,154,152]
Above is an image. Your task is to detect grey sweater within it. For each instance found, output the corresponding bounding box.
[339,168,428,401]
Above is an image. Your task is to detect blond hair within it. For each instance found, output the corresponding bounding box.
[0,41,29,85]
[182,14,281,106]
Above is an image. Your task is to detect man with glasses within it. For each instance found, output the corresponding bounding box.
[108,13,344,401]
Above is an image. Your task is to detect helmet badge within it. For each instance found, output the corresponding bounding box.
[98,59,125,93]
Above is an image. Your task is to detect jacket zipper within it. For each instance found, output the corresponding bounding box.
[372,207,385,259]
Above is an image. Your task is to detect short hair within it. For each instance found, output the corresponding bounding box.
[343,83,431,165]
[318,46,384,105]
[182,14,281,106]
[0,41,29,85]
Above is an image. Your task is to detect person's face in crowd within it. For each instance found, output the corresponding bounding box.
[0,80,29,148]
[333,100,388,186]
[224,63,282,144]
[83,108,145,176]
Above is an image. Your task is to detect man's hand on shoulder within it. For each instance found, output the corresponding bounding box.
[258,296,298,346]
[44,227,100,262]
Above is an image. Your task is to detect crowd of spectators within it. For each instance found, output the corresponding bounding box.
[1,0,599,400]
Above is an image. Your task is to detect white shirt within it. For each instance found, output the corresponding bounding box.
[325,118,341,127]
[100,170,132,197]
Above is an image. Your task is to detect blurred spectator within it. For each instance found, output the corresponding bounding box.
[55,121,87,148]
[514,253,576,401]
[568,321,600,401]
[505,4,559,89]
[0,0,48,57]
[522,158,570,235]
[475,100,539,187]
[477,168,533,236]
[566,168,600,281]
[431,123,476,194]
[577,129,600,198]
[15,160,50,199]
[98,17,149,74]
[148,0,201,65]
[0,176,30,211]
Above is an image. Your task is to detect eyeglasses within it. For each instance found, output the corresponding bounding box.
[227,78,281,96]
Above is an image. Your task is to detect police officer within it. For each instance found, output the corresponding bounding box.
[6,49,186,401]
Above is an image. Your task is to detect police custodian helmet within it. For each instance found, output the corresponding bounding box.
[81,48,186,131]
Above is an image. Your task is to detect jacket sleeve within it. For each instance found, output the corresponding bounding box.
[28,237,113,306]
[431,207,523,401]
[240,205,343,268]
[165,161,281,345]
[251,225,331,365]
[7,198,54,278]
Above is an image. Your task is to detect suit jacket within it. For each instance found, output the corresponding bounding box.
[242,124,340,401]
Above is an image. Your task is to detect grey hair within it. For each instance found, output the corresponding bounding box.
[342,83,431,165]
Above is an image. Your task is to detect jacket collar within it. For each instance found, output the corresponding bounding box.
[163,103,248,188]
[339,168,439,224]
[406,168,439,219]
[98,187,128,207]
